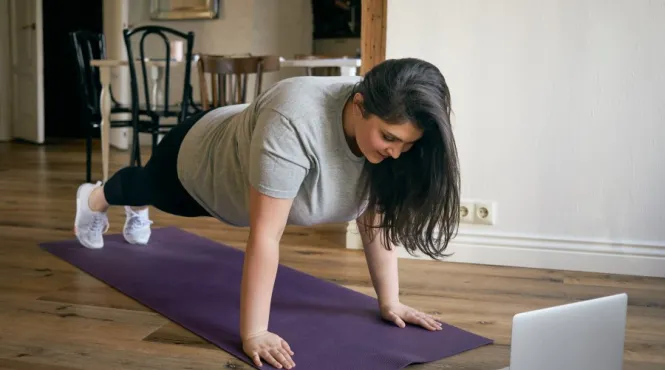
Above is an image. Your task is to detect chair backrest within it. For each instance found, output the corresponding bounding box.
[122,25,195,123]
[69,30,106,118]
[196,54,280,109]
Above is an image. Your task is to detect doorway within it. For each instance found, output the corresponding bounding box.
[42,0,102,139]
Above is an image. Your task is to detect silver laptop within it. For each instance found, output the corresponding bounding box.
[498,293,627,370]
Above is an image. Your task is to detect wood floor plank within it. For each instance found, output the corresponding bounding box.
[0,140,664,370]
[142,322,218,350]
[0,264,76,301]
[564,275,665,292]
[0,337,245,370]
[37,278,153,312]
[0,298,166,343]
[0,358,79,370]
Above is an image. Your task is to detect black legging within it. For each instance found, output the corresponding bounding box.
[103,110,211,217]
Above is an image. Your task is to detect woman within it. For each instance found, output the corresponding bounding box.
[74,57,459,369]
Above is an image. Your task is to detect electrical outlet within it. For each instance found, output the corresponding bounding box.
[459,201,475,223]
[474,201,496,225]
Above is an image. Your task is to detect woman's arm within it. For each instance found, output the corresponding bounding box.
[240,185,293,340]
[356,210,442,331]
[356,210,400,309]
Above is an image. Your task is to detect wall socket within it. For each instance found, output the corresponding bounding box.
[460,201,475,223]
[460,200,496,225]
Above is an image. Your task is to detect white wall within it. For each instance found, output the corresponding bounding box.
[129,0,255,54]
[314,38,360,57]
[0,0,11,141]
[251,0,313,85]
[349,0,665,277]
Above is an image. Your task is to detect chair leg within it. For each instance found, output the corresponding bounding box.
[151,118,159,154]
[86,124,92,183]
[129,130,136,167]
[132,128,142,167]
[152,130,158,153]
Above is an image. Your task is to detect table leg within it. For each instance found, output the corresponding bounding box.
[99,67,112,182]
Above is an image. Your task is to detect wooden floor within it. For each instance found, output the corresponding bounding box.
[1,139,664,370]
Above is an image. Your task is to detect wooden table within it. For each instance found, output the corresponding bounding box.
[90,57,362,182]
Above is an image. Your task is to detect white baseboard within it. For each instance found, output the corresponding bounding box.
[345,222,665,278]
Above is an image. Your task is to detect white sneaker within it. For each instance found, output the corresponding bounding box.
[123,206,153,245]
[74,182,109,249]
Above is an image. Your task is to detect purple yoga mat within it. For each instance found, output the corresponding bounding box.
[41,227,492,369]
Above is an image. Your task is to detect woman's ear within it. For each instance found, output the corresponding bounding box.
[353,93,365,117]
[353,92,364,105]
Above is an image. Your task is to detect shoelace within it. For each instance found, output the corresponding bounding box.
[89,214,109,233]
[127,215,153,229]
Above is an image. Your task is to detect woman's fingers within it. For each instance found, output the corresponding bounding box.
[259,347,295,369]
[405,311,442,331]
[428,315,443,330]
[251,352,262,367]
[277,348,295,368]
[267,347,294,369]
[388,310,406,328]
[281,339,295,356]
[260,349,281,368]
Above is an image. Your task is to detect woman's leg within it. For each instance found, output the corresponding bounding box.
[101,114,211,217]
[74,110,211,249]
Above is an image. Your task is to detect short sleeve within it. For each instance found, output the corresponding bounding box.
[249,108,310,199]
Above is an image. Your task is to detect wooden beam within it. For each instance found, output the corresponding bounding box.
[360,0,387,75]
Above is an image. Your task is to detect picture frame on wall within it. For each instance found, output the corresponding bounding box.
[150,0,220,20]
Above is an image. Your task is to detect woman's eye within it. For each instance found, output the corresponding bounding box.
[383,134,395,142]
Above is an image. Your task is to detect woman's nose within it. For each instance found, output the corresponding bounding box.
[387,146,400,159]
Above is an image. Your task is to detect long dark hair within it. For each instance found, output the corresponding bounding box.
[354,58,460,259]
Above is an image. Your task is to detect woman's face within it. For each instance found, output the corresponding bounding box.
[352,101,423,164]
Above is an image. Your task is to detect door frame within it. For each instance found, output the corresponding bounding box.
[345,0,388,249]
[0,0,11,141]
[360,0,387,75]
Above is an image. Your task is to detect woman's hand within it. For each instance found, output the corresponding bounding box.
[242,330,295,369]
[380,302,443,331]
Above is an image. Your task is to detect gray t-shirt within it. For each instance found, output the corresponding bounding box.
[176,76,368,227]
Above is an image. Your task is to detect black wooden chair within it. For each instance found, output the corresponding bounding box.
[69,30,134,182]
[122,25,198,166]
